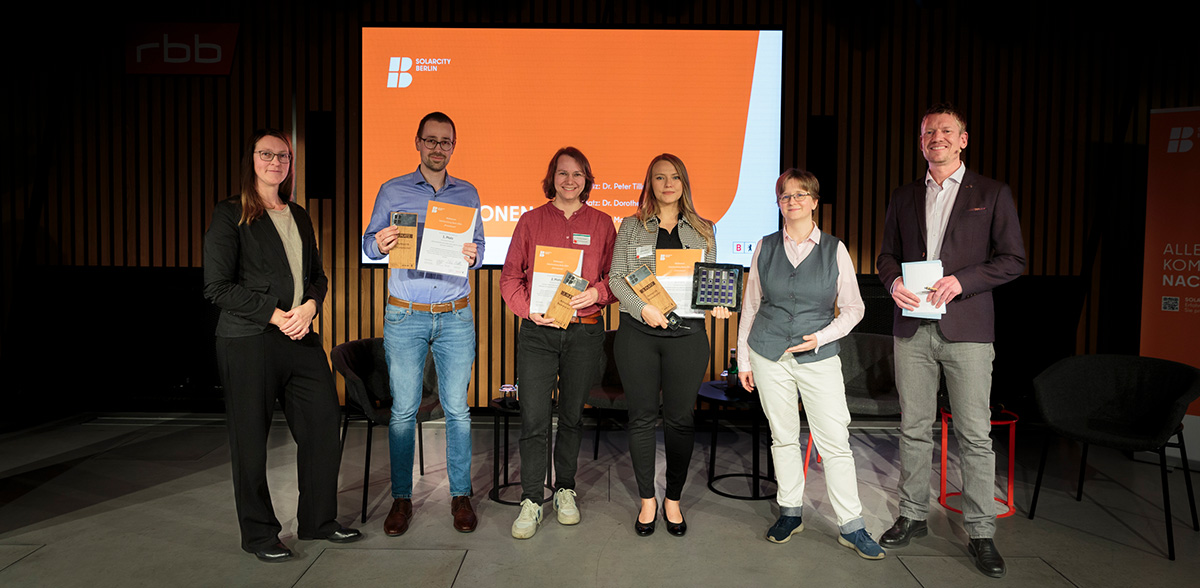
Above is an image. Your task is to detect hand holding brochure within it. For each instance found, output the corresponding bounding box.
[901,260,947,320]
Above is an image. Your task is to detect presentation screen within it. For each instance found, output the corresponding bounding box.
[362,27,783,266]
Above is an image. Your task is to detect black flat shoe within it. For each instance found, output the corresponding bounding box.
[635,502,657,536]
[662,504,687,537]
[254,542,294,563]
[299,526,364,543]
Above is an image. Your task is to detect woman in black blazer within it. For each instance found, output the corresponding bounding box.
[203,129,360,562]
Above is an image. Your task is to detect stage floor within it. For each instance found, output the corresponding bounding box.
[0,413,1196,587]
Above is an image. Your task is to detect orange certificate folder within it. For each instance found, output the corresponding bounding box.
[533,246,583,275]
[655,249,704,276]
[425,200,476,233]
[530,246,585,315]
[416,200,478,277]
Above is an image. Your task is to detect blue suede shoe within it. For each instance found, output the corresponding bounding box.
[765,515,804,544]
[838,529,885,560]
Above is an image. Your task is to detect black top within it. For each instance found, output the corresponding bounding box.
[625,225,704,337]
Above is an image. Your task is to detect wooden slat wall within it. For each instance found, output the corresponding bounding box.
[1,1,1197,406]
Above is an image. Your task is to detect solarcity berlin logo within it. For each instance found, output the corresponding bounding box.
[387,57,413,88]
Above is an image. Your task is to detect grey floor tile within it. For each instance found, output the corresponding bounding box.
[0,545,41,572]
[898,555,1071,587]
[95,426,227,461]
[296,548,464,587]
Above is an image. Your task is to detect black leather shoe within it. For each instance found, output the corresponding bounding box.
[879,516,928,548]
[968,538,1006,578]
[662,504,687,537]
[635,502,656,536]
[254,542,294,563]
[301,527,363,543]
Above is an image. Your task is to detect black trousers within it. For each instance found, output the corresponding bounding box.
[517,319,606,504]
[614,322,710,501]
[215,329,342,552]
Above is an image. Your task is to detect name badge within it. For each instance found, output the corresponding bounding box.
[572,233,591,246]
[636,245,654,259]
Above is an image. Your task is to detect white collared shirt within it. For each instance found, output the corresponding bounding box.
[924,162,967,261]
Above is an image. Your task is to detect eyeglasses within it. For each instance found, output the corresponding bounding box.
[420,137,456,151]
[777,193,813,204]
[255,150,291,163]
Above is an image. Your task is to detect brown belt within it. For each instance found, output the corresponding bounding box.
[570,312,602,325]
[388,295,470,313]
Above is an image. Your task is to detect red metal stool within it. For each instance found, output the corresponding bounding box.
[803,432,821,475]
[938,406,1019,518]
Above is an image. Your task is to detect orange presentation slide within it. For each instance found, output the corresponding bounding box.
[362,28,783,265]
[1140,107,1200,415]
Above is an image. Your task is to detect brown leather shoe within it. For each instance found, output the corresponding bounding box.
[384,498,413,537]
[451,496,477,533]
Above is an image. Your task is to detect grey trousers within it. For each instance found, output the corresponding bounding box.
[894,322,997,539]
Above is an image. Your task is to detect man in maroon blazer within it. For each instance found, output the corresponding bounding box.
[876,103,1026,579]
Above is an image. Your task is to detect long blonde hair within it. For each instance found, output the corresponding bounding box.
[634,153,714,250]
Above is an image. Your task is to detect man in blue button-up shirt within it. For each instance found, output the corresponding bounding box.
[363,111,486,536]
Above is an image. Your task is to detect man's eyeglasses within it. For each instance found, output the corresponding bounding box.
[777,193,813,204]
[420,137,456,151]
[255,150,292,163]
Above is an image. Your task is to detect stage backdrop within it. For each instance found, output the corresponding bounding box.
[361,28,783,266]
[1140,107,1200,419]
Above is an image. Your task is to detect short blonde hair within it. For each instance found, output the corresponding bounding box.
[775,168,820,202]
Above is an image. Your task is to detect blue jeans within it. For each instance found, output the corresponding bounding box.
[383,304,475,499]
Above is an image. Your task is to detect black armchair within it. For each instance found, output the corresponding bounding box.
[331,338,442,523]
[585,329,626,459]
[1029,354,1200,560]
[840,332,901,417]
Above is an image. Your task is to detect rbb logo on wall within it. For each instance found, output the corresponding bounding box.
[732,242,756,254]
[126,24,239,75]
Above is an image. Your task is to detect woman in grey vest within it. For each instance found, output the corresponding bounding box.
[735,169,883,559]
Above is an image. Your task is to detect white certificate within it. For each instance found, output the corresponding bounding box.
[656,249,705,319]
[416,201,478,277]
[529,246,584,315]
[901,260,947,319]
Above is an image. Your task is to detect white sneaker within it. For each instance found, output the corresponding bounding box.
[554,488,580,525]
[511,499,542,539]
